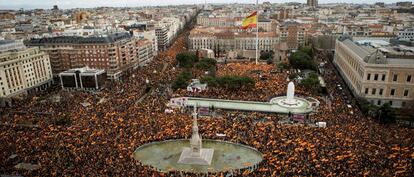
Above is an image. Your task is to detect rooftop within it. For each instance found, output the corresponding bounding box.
[27,32,132,45]
[340,37,414,65]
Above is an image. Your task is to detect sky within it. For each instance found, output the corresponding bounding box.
[0,0,407,10]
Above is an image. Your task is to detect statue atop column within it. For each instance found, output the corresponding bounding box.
[190,105,202,157]
[178,105,214,165]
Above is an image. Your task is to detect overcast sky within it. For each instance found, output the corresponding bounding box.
[0,0,406,10]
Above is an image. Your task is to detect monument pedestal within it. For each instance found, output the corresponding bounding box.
[178,147,214,165]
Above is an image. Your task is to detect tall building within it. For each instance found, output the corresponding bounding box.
[155,26,169,51]
[333,35,414,108]
[0,43,53,106]
[278,21,307,50]
[27,33,154,80]
[307,0,318,7]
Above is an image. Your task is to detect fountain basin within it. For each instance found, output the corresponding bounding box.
[134,139,263,173]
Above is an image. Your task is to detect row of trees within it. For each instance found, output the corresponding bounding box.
[173,51,255,90]
[358,97,397,124]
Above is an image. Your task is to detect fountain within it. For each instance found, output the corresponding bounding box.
[273,81,304,108]
[133,107,263,173]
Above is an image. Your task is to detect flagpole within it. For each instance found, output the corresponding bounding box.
[255,0,259,65]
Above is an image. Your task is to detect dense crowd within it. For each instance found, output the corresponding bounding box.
[1,27,413,176]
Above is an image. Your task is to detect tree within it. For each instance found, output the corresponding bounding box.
[377,103,396,124]
[357,97,376,116]
[260,51,274,60]
[200,76,218,87]
[299,46,313,57]
[300,73,320,93]
[176,52,198,68]
[288,51,316,70]
[195,58,217,70]
[289,73,298,80]
[399,99,414,119]
[278,62,289,70]
[172,70,192,90]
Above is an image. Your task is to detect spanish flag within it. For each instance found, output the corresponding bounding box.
[241,11,257,29]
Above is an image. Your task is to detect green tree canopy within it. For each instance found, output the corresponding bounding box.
[378,103,396,124]
[300,73,320,93]
[299,46,313,57]
[172,70,193,90]
[195,58,217,70]
[260,51,274,60]
[176,52,199,68]
[288,51,316,70]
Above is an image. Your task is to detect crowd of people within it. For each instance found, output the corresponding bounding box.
[1,25,413,176]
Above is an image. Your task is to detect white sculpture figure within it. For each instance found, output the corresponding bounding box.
[178,105,214,165]
[285,81,295,104]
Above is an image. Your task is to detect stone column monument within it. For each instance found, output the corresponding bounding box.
[178,105,214,165]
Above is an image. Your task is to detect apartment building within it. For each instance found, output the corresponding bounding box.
[155,26,169,51]
[333,35,414,108]
[27,33,154,80]
[0,45,53,106]
[279,21,307,50]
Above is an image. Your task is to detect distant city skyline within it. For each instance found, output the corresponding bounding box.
[0,0,407,10]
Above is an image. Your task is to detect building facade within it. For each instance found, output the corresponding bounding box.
[333,36,414,108]
[189,31,279,54]
[155,26,169,51]
[279,21,307,50]
[0,40,26,52]
[307,0,318,7]
[397,28,414,40]
[59,67,106,91]
[0,47,52,104]
[27,33,154,80]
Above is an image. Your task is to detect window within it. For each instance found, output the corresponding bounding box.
[372,88,376,95]
[404,90,409,97]
[407,75,412,82]
[367,74,371,80]
[379,89,383,95]
[393,74,398,81]
[374,74,378,81]
[377,100,381,105]
[390,89,395,96]
[389,101,393,105]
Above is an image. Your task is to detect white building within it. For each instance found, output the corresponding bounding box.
[397,28,414,40]
[0,46,53,106]
[333,35,414,108]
